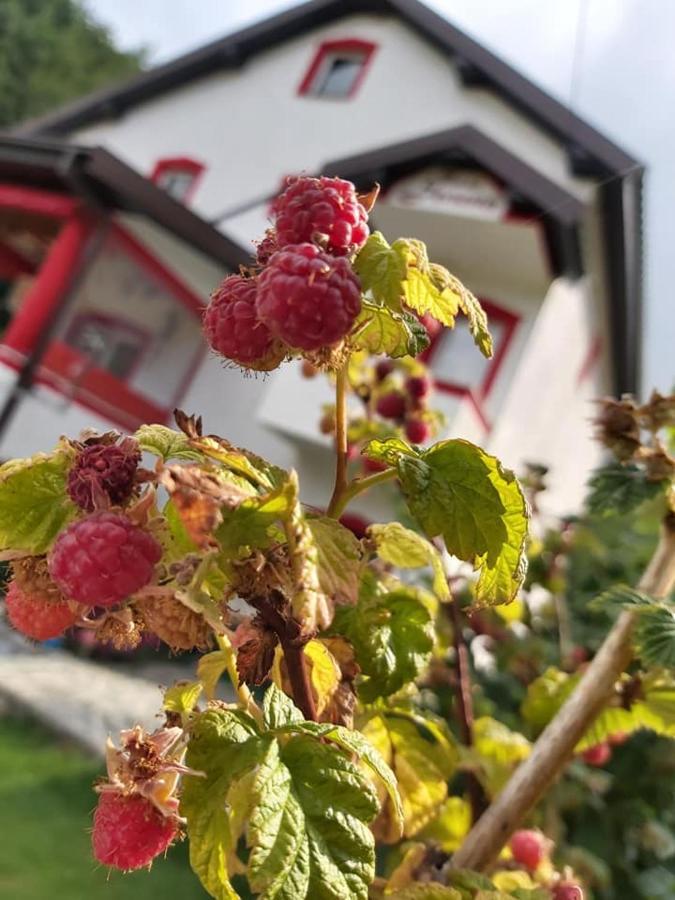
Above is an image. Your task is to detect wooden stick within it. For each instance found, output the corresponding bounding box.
[449,515,675,872]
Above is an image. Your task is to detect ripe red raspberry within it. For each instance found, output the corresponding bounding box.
[67,437,140,512]
[405,418,431,444]
[255,229,279,265]
[273,176,369,255]
[376,392,406,420]
[49,512,161,608]
[203,274,284,370]
[581,743,611,766]
[92,791,178,871]
[339,513,370,540]
[552,883,584,900]
[256,243,361,351]
[509,829,547,871]
[406,375,432,400]
[375,360,394,382]
[4,580,78,641]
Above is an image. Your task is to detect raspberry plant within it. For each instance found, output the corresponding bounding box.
[1,176,674,899]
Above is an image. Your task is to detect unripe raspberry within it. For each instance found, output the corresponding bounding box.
[256,243,361,351]
[363,457,387,474]
[581,743,611,766]
[272,175,369,255]
[552,883,584,900]
[406,375,432,400]
[375,360,394,382]
[12,555,65,603]
[49,512,161,608]
[319,411,336,435]
[376,391,406,420]
[92,792,178,871]
[301,360,318,378]
[510,829,547,871]
[136,591,211,652]
[4,580,78,641]
[203,274,284,370]
[67,437,140,511]
[405,418,431,444]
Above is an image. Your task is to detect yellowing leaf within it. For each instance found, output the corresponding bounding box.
[272,640,342,717]
[308,515,363,606]
[354,231,408,309]
[352,299,429,358]
[470,717,531,795]
[419,796,472,852]
[492,871,539,891]
[197,650,231,700]
[369,522,450,601]
[164,680,203,714]
[135,424,203,461]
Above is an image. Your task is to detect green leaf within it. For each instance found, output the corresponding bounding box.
[135,423,203,461]
[183,701,381,900]
[263,683,303,729]
[360,709,457,840]
[332,572,434,701]
[352,299,429,358]
[446,869,496,895]
[386,886,462,900]
[193,435,287,492]
[470,717,531,794]
[590,584,661,612]
[0,449,77,554]
[635,606,675,667]
[307,516,363,606]
[215,481,290,556]
[587,462,665,517]
[391,440,529,606]
[429,262,493,358]
[164,680,203,714]
[419,796,472,852]
[363,437,416,467]
[368,521,449,601]
[353,231,408,309]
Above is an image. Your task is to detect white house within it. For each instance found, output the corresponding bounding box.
[4,0,643,517]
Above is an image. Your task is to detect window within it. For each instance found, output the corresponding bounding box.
[64,313,147,380]
[151,158,205,203]
[299,40,377,99]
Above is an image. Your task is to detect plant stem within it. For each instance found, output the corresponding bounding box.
[329,467,398,519]
[327,362,349,517]
[215,633,264,726]
[449,513,675,872]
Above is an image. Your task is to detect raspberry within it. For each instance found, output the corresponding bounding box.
[67,437,140,511]
[49,512,161,608]
[419,312,443,341]
[509,829,547,871]
[12,555,65,603]
[339,513,370,540]
[136,591,211,652]
[4,580,78,640]
[375,360,394,382]
[405,418,431,444]
[203,274,284,370]
[552,883,584,900]
[256,244,361,351]
[255,229,279,265]
[608,730,629,745]
[406,375,432,400]
[581,743,611,766]
[92,791,178,871]
[272,176,369,256]
[376,392,406,420]
[363,457,387,474]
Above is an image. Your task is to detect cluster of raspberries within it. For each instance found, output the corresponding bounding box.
[203,175,369,367]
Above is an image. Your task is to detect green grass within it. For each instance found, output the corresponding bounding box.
[0,714,208,899]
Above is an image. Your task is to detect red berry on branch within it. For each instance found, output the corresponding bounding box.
[339,513,370,540]
[552,882,584,900]
[92,792,178,871]
[405,418,431,444]
[255,229,279,265]
[375,360,394,382]
[273,175,369,256]
[509,829,547,871]
[67,438,140,512]
[204,274,283,369]
[406,375,432,400]
[49,512,162,608]
[581,742,612,766]
[363,457,388,474]
[376,392,406,420]
[420,312,443,340]
[256,243,361,351]
[4,580,78,641]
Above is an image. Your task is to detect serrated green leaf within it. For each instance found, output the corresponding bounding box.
[429,263,493,358]
[135,423,204,461]
[193,436,287,491]
[635,606,675,667]
[363,437,416,467]
[587,462,665,517]
[263,683,303,729]
[164,680,203,714]
[470,717,531,795]
[332,572,434,701]
[368,521,449,601]
[308,515,363,606]
[215,480,290,556]
[392,440,529,606]
[0,449,77,554]
[590,583,660,612]
[353,231,408,309]
[352,299,429,358]
[360,709,457,841]
[445,867,496,895]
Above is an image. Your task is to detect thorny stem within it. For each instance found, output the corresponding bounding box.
[327,362,350,517]
[449,513,675,873]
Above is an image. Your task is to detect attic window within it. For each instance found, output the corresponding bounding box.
[299,40,377,99]
[151,157,204,203]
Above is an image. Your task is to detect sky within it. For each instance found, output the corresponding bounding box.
[84,0,674,395]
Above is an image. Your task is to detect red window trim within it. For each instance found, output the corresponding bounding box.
[150,157,205,204]
[0,183,76,219]
[298,39,377,99]
[423,298,520,432]
[0,240,36,278]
